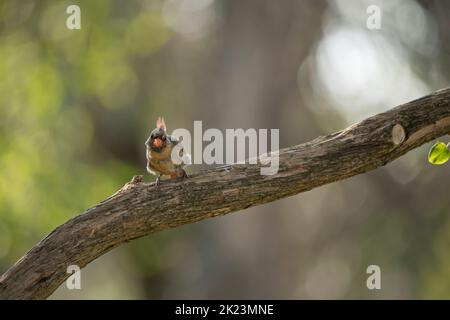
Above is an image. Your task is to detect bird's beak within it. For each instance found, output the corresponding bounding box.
[153,138,163,147]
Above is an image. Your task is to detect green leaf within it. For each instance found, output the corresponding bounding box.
[428,142,450,165]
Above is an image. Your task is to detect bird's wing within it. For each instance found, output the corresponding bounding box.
[168,135,180,145]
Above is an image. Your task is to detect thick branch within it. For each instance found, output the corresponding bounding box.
[1,88,450,299]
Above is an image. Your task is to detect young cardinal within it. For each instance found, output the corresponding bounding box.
[145,117,191,186]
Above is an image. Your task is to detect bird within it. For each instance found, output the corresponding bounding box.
[145,117,191,186]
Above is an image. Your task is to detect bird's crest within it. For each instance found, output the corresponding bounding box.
[156,117,166,130]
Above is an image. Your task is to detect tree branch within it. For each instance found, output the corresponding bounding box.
[1,88,450,299]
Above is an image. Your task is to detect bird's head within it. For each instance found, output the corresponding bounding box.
[145,117,168,151]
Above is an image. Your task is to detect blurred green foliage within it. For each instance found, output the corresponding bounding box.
[0,0,171,266]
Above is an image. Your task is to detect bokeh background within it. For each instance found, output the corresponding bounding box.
[0,0,450,299]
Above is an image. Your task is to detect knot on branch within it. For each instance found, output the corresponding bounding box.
[392,123,406,146]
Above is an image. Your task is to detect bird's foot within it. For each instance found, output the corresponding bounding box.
[170,170,189,180]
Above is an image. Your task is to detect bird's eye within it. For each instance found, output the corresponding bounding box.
[151,134,154,139]
[162,136,166,141]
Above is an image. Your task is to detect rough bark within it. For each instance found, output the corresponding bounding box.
[1,88,450,300]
